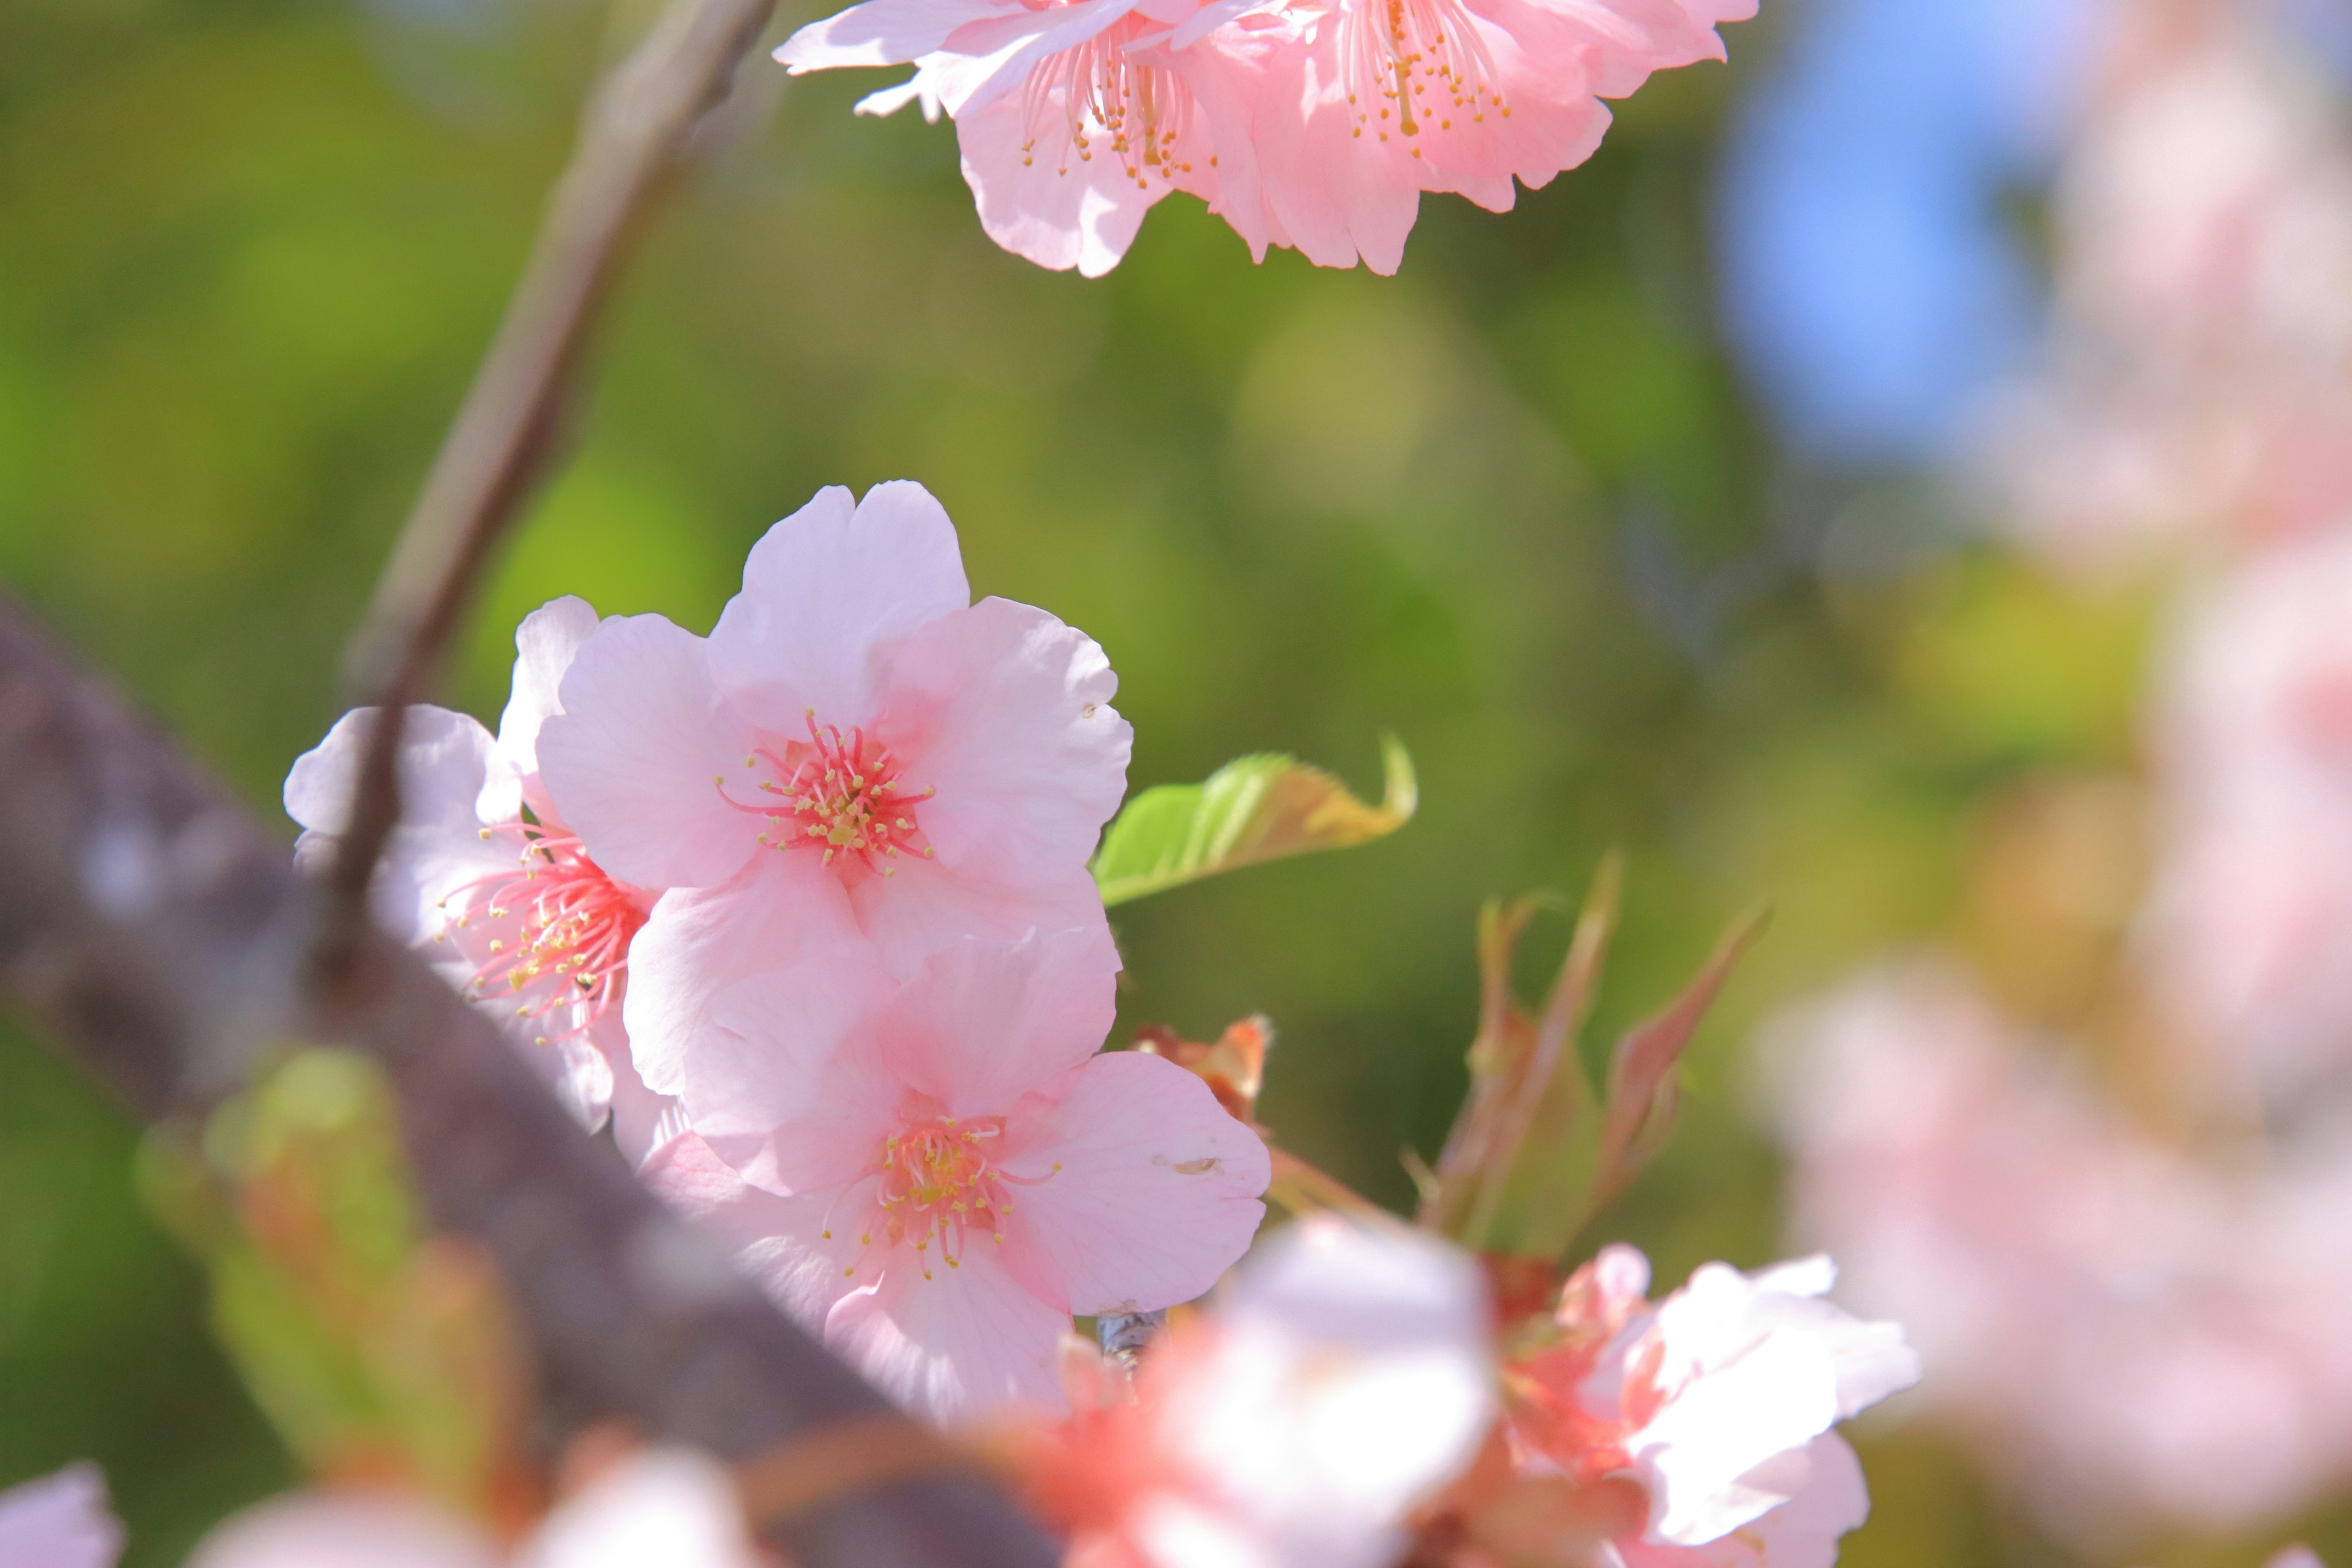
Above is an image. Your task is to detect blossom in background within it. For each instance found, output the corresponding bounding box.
[2139,530,2352,1102]
[1984,1,2352,570]
[1498,1245,1918,1568]
[537,481,1129,1112]
[774,0,1754,275]
[1764,961,2352,1542]
[287,597,655,1139]
[184,1448,766,1568]
[1017,1216,1494,1568]
[643,924,1268,1424]
[0,1463,124,1568]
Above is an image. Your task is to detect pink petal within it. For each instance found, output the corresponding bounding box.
[640,1134,871,1337]
[850,857,1111,981]
[776,0,1015,72]
[823,1241,1071,1424]
[876,924,1122,1117]
[997,1050,1270,1314]
[1614,1435,1869,1568]
[688,948,905,1196]
[185,1493,498,1568]
[284,706,511,947]
[880,596,1129,882]
[1245,33,1427,273]
[489,594,602,824]
[620,854,861,1096]
[0,1464,123,1568]
[540,614,752,891]
[705,483,970,728]
[953,89,1171,277]
[518,1449,765,1568]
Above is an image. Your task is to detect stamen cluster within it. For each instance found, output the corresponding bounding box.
[443,826,647,1044]
[732,712,933,875]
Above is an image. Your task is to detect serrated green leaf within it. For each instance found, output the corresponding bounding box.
[1091,734,1417,907]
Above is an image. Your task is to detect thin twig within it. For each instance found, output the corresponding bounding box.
[322,0,778,977]
[0,593,1060,1567]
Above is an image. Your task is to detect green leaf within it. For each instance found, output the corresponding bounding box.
[1091,734,1418,907]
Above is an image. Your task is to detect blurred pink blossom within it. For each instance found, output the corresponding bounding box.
[287,597,654,1137]
[1022,1217,1494,1568]
[1984,2,2352,568]
[1765,960,2352,1540]
[537,481,1131,1109]
[1507,1245,1918,1568]
[184,1449,765,1568]
[774,0,1754,274]
[0,1463,124,1568]
[2139,530,2352,1101]
[642,925,1268,1425]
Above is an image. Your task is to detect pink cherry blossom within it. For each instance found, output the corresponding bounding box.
[1765,960,2352,1542]
[0,1463,124,1568]
[286,597,658,1138]
[2138,531,2352,1102]
[184,1449,765,1568]
[640,924,1268,1425]
[1508,1246,1918,1568]
[774,0,1754,276]
[1019,1216,1494,1568]
[536,481,1131,1106]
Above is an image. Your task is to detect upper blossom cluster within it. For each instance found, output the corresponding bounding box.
[773,0,1755,275]
[288,481,1270,1425]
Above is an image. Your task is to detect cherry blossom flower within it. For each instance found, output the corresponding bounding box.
[1765,960,2352,1541]
[0,1463,124,1568]
[2138,532,2352,1101]
[641,924,1268,1425]
[1501,1245,1918,1568]
[537,481,1130,1106]
[1017,1216,1494,1568]
[287,597,658,1139]
[773,0,1754,276]
[184,1449,766,1568]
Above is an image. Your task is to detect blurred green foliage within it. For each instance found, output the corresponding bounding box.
[4,2,2340,1566]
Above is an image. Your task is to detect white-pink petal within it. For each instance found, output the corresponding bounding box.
[824,1242,1071,1425]
[540,614,751,892]
[706,482,970,726]
[0,1464,124,1568]
[876,925,1121,1120]
[997,1049,1270,1316]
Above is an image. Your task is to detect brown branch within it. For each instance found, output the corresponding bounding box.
[323,0,779,974]
[0,592,1061,1568]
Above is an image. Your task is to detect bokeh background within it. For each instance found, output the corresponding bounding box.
[5,0,2349,1564]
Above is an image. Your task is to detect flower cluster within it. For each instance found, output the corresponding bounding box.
[1005,1217,1918,1568]
[772,0,1755,274]
[290,480,1270,1423]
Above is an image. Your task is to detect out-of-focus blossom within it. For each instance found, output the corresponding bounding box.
[1501,1246,1918,1568]
[643,925,1268,1425]
[0,1463,124,1568]
[185,1449,766,1568]
[537,481,1129,1106]
[1017,1216,1493,1568]
[774,0,1754,276]
[1765,960,2352,1540]
[2138,531,2352,1102]
[287,597,654,1138]
[1984,2,2352,568]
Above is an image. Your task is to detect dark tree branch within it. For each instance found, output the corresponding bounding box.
[0,594,1060,1567]
[324,0,780,973]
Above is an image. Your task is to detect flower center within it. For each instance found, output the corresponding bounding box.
[824,1117,1063,1283]
[725,712,933,875]
[440,827,647,1045]
[1020,23,1202,188]
[1341,0,1504,153]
